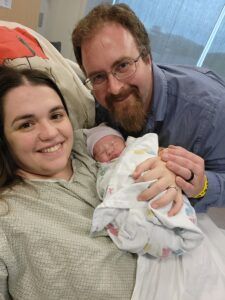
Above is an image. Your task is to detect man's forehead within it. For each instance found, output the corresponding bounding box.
[81,23,138,73]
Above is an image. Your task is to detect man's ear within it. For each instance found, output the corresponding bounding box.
[140,47,151,64]
[146,54,151,64]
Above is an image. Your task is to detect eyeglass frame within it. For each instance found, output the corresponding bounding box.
[84,51,144,91]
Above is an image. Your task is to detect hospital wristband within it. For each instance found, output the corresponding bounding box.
[192,175,208,199]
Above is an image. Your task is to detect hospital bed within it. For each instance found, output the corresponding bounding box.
[198,213,225,261]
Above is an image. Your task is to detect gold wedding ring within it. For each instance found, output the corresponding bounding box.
[167,186,178,191]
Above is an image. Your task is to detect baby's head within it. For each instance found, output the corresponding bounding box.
[85,124,125,162]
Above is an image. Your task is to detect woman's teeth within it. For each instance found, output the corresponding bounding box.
[41,144,61,153]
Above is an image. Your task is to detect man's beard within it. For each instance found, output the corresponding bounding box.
[106,86,147,133]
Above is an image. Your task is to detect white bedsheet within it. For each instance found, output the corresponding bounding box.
[131,213,225,300]
[197,213,225,261]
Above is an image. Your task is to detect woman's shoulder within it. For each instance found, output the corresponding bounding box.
[73,128,98,173]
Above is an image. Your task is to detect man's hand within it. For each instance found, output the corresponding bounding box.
[160,145,205,197]
[133,157,183,216]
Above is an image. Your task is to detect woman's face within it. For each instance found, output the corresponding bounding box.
[3,84,74,180]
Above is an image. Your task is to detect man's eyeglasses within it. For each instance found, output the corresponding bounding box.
[84,52,143,91]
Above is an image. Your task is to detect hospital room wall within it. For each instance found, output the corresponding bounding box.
[37,0,112,61]
[0,0,41,30]
[38,0,88,61]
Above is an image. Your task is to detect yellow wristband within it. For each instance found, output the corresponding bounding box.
[192,175,208,199]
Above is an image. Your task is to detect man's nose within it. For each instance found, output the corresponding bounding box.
[106,73,124,95]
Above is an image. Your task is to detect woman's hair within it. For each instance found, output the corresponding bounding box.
[0,65,69,190]
[72,3,151,71]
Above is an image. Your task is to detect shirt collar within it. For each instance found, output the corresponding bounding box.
[150,63,168,122]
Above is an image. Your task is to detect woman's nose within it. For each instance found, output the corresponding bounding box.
[38,122,58,140]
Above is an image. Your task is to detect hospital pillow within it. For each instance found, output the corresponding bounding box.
[0,20,95,130]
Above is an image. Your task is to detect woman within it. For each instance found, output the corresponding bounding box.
[0,65,137,300]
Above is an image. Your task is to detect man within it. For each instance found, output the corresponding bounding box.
[72,3,225,213]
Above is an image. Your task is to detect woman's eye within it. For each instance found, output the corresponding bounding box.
[51,113,64,120]
[19,122,33,130]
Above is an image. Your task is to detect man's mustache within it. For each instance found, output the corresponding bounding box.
[106,86,140,106]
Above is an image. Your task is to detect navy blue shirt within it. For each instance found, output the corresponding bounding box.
[95,63,225,212]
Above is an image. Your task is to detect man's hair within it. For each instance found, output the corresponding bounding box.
[72,3,151,70]
[0,65,69,190]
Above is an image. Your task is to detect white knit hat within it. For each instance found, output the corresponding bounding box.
[84,124,124,157]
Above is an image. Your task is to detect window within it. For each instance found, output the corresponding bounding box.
[115,0,225,79]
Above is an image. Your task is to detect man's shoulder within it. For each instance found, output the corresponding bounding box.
[156,63,225,110]
[157,63,225,90]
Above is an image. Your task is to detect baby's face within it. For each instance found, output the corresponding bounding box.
[93,135,125,162]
